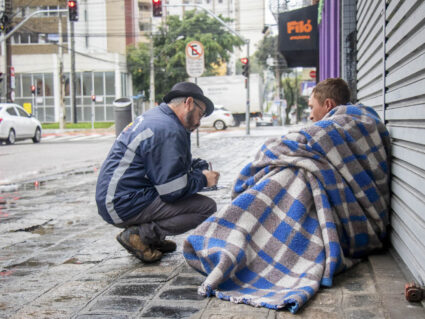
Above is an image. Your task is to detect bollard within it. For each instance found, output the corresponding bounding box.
[113,97,133,137]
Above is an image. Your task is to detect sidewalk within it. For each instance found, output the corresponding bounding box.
[0,127,424,318]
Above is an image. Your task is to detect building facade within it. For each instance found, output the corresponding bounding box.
[2,0,136,123]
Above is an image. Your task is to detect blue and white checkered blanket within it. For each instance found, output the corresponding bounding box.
[183,104,391,313]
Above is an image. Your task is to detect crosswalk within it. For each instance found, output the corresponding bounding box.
[41,133,116,143]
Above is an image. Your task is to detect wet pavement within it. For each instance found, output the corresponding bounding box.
[0,127,424,318]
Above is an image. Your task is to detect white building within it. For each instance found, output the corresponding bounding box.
[2,0,136,123]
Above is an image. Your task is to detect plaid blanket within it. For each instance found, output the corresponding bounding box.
[183,104,391,313]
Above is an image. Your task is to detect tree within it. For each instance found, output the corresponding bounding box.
[254,35,287,74]
[127,10,244,103]
[282,74,308,125]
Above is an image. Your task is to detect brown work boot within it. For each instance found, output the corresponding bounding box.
[152,239,177,253]
[116,227,162,263]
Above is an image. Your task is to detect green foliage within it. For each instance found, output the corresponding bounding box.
[254,35,288,74]
[127,10,244,102]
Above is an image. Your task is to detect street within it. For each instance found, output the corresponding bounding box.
[0,130,115,186]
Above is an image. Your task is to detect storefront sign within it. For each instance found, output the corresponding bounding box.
[278,4,318,67]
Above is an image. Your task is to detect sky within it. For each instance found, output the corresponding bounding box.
[265,0,305,34]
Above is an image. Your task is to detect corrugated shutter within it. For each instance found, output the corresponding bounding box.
[356,0,425,285]
[356,0,385,119]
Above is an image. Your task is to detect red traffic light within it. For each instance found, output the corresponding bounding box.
[152,0,162,17]
[91,95,96,102]
[68,0,78,21]
[31,85,36,94]
[240,57,249,65]
[241,58,249,77]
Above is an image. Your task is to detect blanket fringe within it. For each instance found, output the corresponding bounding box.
[198,284,299,313]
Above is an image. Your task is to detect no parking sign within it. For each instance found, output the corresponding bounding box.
[186,41,205,78]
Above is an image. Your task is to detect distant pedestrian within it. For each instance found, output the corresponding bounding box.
[96,82,220,262]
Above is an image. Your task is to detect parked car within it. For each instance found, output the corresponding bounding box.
[0,103,42,145]
[200,106,235,130]
[255,113,274,126]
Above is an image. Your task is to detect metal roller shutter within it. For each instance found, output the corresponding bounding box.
[356,0,425,285]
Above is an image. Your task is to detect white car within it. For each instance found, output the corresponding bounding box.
[200,106,235,130]
[255,113,274,126]
[0,103,42,145]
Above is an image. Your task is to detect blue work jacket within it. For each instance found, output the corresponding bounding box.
[95,103,208,225]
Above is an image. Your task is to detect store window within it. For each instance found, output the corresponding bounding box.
[105,72,115,95]
[83,72,93,95]
[44,74,53,96]
[94,72,104,96]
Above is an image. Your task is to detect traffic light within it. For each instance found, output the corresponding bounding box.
[91,95,96,102]
[68,0,78,22]
[152,0,162,17]
[241,57,249,77]
[0,72,3,83]
[31,85,36,95]
[0,13,9,31]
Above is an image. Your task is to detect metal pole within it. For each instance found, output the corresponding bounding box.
[149,17,155,108]
[58,12,66,129]
[70,20,77,123]
[91,91,95,129]
[195,77,199,147]
[32,91,35,116]
[4,0,10,102]
[1,30,5,102]
[245,40,250,135]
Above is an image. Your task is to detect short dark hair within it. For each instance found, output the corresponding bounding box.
[312,78,351,106]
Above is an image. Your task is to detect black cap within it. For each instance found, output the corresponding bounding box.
[163,82,214,117]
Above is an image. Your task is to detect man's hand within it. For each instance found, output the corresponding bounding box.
[202,170,220,187]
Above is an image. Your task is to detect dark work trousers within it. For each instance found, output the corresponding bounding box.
[115,194,216,245]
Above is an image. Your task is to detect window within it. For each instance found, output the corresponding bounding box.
[139,3,149,10]
[94,72,104,96]
[17,107,29,117]
[44,74,53,96]
[139,22,150,31]
[6,107,18,116]
[105,72,115,95]
[83,72,93,95]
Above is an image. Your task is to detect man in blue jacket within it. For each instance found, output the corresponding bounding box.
[96,82,220,263]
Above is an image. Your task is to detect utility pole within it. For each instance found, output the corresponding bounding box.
[1,0,11,102]
[58,12,66,129]
[149,16,155,108]
[245,40,250,135]
[69,18,77,123]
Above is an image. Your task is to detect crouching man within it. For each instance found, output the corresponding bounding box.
[96,82,220,263]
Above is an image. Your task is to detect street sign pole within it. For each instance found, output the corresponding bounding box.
[186,41,205,147]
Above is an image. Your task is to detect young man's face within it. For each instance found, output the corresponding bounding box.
[308,94,328,122]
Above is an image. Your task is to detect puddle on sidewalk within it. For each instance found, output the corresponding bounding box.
[0,166,99,224]
[0,166,99,194]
